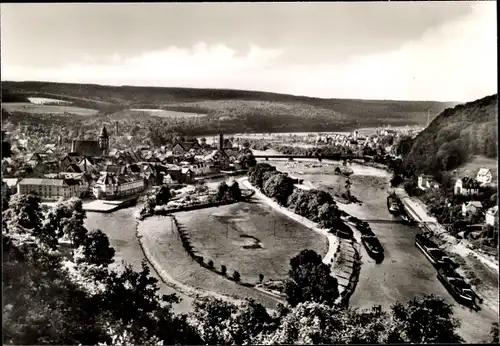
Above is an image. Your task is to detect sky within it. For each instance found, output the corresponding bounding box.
[1,2,497,102]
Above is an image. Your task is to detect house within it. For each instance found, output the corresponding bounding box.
[2,178,20,194]
[17,178,81,200]
[64,163,83,173]
[454,177,480,196]
[462,201,483,217]
[172,141,202,156]
[476,168,493,185]
[418,174,440,190]
[60,153,83,169]
[485,206,498,227]
[93,173,145,200]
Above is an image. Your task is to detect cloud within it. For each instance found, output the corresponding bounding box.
[2,3,495,102]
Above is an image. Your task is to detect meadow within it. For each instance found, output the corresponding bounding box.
[129,108,207,118]
[2,102,98,116]
[174,200,328,284]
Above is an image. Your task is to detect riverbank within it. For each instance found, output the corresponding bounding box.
[394,187,499,316]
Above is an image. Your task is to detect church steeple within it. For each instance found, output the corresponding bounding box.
[99,125,109,156]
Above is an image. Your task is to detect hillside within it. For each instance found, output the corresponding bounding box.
[400,94,498,178]
[2,81,455,134]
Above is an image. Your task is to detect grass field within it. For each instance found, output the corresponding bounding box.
[174,200,328,284]
[129,108,207,118]
[451,155,498,182]
[137,211,289,310]
[2,102,98,116]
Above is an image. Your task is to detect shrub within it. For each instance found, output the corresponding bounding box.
[259,273,264,283]
[232,270,241,282]
[221,265,227,275]
[208,260,214,269]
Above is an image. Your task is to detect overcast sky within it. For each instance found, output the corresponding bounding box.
[1,2,496,102]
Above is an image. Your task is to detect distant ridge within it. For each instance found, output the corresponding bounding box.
[1,80,457,134]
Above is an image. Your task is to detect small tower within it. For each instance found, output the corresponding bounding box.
[99,126,109,157]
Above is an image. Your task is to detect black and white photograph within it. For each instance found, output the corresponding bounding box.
[1,1,498,345]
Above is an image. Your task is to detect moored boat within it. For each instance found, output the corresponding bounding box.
[437,268,476,306]
[361,235,384,262]
[387,194,400,215]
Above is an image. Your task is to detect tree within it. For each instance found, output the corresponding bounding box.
[155,185,171,206]
[229,181,242,201]
[284,249,339,307]
[387,294,464,344]
[221,264,227,275]
[207,260,214,269]
[490,322,499,343]
[255,302,388,345]
[189,296,235,345]
[79,229,115,266]
[216,182,229,202]
[262,172,295,206]
[232,270,241,282]
[259,273,264,283]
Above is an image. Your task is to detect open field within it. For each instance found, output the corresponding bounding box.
[129,108,207,118]
[27,97,71,104]
[2,102,98,116]
[174,200,328,284]
[451,155,498,182]
[137,210,288,310]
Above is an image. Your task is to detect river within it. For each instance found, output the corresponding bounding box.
[84,206,193,313]
[267,158,498,343]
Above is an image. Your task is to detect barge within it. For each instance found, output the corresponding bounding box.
[387,194,401,215]
[415,233,457,268]
[361,235,384,263]
[437,268,477,306]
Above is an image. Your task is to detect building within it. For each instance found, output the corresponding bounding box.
[461,201,483,217]
[2,178,20,194]
[454,177,480,196]
[418,174,440,190]
[93,173,145,200]
[476,168,493,185]
[71,125,109,157]
[17,178,81,200]
[485,206,498,227]
[172,141,202,156]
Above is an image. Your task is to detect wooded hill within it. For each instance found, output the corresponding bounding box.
[400,94,498,177]
[2,81,455,134]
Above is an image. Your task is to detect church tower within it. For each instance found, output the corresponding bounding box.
[99,126,109,156]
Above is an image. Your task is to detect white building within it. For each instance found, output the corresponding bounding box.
[454,177,480,196]
[486,206,498,227]
[93,173,145,200]
[418,175,440,191]
[476,168,493,185]
[18,178,81,200]
[462,201,483,217]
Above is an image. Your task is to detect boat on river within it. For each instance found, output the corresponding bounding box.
[361,235,384,263]
[415,233,457,268]
[437,267,477,307]
[387,194,400,215]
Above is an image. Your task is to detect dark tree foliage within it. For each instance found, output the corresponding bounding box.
[402,94,497,176]
[285,249,339,307]
[387,294,464,344]
[80,229,115,266]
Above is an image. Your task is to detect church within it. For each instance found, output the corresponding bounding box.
[71,126,110,157]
